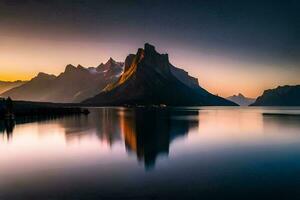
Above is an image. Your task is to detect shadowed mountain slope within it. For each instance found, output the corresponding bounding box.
[251,85,300,106]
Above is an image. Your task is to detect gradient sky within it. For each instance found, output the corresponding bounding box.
[0,0,299,97]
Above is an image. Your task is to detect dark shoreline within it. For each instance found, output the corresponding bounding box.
[0,100,89,119]
[263,113,300,117]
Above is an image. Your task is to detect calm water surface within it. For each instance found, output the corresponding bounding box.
[1,107,300,200]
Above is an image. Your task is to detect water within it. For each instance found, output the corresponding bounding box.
[1,107,300,200]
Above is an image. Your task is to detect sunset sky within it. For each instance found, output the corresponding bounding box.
[0,0,299,98]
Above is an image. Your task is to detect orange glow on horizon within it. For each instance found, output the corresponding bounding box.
[1,35,299,98]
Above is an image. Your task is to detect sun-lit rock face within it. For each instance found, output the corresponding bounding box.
[124,54,136,73]
[83,43,236,106]
[105,43,199,92]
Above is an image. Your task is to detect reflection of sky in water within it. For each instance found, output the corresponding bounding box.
[0,107,300,199]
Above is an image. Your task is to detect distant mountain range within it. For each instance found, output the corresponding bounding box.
[0,43,239,106]
[2,45,299,107]
[227,93,255,106]
[83,43,236,106]
[251,85,300,106]
[1,58,123,103]
[0,81,27,95]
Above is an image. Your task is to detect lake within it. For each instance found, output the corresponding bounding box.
[1,107,300,200]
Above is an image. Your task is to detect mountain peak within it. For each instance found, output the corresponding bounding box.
[37,72,49,77]
[227,93,255,106]
[107,57,115,63]
[144,43,156,53]
[77,64,85,70]
[64,64,77,73]
[36,72,55,79]
[97,63,104,68]
[97,57,123,73]
[238,93,245,98]
[143,43,157,60]
[144,43,169,64]
[104,57,119,67]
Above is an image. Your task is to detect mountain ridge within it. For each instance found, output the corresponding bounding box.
[250,85,300,106]
[227,93,255,106]
[0,80,27,95]
[1,58,124,103]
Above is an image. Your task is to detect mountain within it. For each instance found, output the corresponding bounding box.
[0,80,27,95]
[96,57,124,77]
[250,85,300,106]
[227,93,255,106]
[1,72,57,102]
[1,59,124,103]
[83,43,236,106]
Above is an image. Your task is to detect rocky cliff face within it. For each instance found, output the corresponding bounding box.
[83,43,236,106]
[251,85,300,106]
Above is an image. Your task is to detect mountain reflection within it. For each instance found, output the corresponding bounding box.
[0,120,15,140]
[0,108,199,168]
[64,108,199,168]
[63,108,123,145]
[262,113,300,133]
[121,108,198,168]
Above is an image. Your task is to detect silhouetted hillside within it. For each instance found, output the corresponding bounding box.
[0,99,87,118]
[1,59,123,103]
[251,85,300,106]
